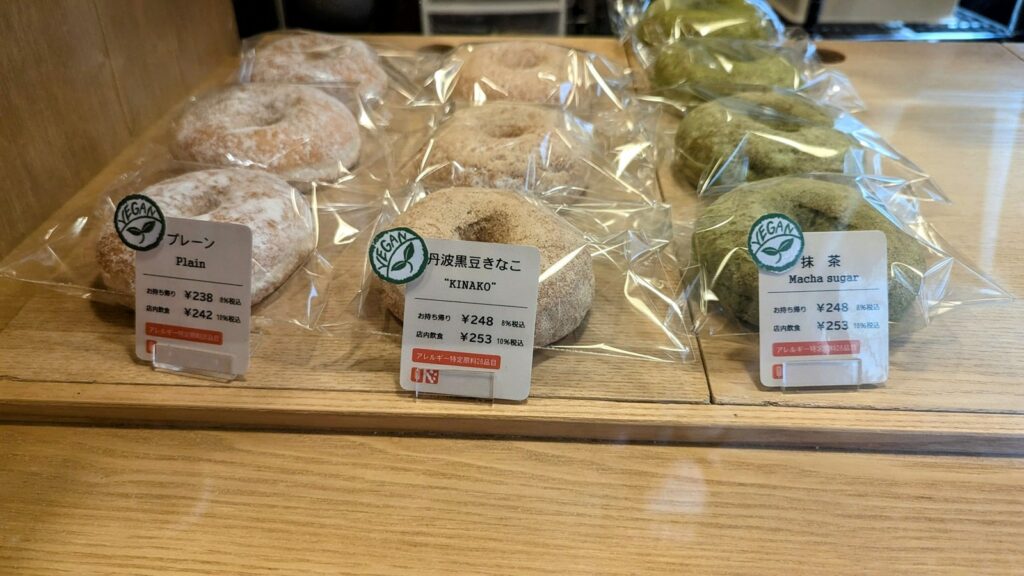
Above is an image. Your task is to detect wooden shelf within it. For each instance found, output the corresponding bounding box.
[1,36,1022,455]
[3,424,1023,575]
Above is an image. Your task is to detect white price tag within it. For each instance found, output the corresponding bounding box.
[759,230,889,388]
[134,217,252,377]
[400,239,541,401]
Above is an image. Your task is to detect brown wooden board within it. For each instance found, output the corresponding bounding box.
[687,42,1024,413]
[2,425,1023,575]
[1005,42,1024,62]
[0,0,238,257]
[1,37,1023,454]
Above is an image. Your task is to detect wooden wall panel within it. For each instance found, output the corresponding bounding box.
[173,0,241,87]
[0,0,131,258]
[94,0,188,135]
[0,0,238,258]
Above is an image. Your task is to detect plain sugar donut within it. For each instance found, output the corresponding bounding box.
[693,177,926,326]
[379,188,594,346]
[172,84,361,181]
[417,102,587,192]
[96,168,316,306]
[250,32,388,97]
[452,41,571,103]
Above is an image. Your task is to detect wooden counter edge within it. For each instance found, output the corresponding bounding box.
[0,381,1021,456]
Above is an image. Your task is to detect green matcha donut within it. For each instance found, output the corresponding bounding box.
[674,91,854,187]
[693,177,926,327]
[637,0,781,44]
[651,42,801,106]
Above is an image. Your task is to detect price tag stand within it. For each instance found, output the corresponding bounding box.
[149,342,240,382]
[134,217,253,382]
[397,238,541,402]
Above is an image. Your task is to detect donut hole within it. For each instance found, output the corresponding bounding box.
[789,203,848,232]
[254,111,286,127]
[485,123,529,139]
[495,48,542,69]
[751,112,805,133]
[185,189,226,217]
[455,214,515,244]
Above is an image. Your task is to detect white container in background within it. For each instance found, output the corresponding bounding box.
[769,0,960,24]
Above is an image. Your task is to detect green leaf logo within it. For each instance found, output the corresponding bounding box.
[369,228,429,285]
[746,213,804,273]
[113,195,165,251]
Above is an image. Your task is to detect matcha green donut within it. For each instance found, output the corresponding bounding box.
[674,92,854,187]
[652,42,801,106]
[693,177,926,327]
[637,0,780,44]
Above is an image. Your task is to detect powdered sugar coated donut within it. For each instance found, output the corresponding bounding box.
[452,41,572,103]
[172,84,361,181]
[379,188,594,346]
[97,168,315,306]
[417,101,587,192]
[250,33,388,97]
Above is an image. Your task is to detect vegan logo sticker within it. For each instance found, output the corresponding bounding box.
[369,227,429,284]
[114,194,166,251]
[748,213,804,273]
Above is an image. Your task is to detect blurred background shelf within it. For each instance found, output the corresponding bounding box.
[771,0,1023,41]
[235,0,1021,40]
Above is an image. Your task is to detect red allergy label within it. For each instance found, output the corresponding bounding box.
[773,340,860,357]
[412,348,501,370]
[145,322,223,346]
[410,367,440,384]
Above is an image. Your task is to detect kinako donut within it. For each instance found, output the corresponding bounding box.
[378,188,594,347]
[692,177,926,327]
[250,32,389,97]
[651,41,801,105]
[449,41,573,103]
[637,0,780,44]
[171,84,361,182]
[674,91,853,188]
[415,101,588,192]
[96,168,315,306]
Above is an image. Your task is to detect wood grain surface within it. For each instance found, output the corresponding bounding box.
[1,36,1022,452]
[681,41,1024,413]
[1,424,1022,575]
[0,36,710,420]
[3,381,1024,454]
[1002,42,1024,61]
[0,0,237,256]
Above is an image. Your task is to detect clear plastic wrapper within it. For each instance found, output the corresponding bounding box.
[238,30,443,106]
[396,100,663,205]
[687,174,1013,338]
[164,81,444,190]
[611,0,785,45]
[321,185,697,363]
[671,90,946,202]
[0,154,381,333]
[417,40,633,115]
[635,37,864,113]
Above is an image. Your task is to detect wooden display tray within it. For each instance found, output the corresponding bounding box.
[1,36,1022,455]
[651,41,1024,416]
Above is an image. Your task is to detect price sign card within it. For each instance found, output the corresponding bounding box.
[134,216,252,377]
[758,230,889,388]
[399,239,541,401]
